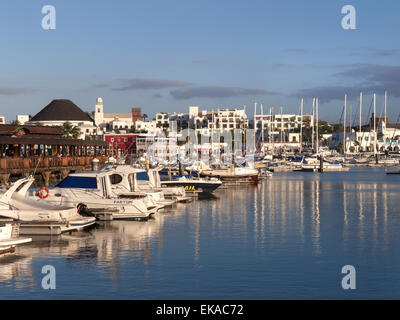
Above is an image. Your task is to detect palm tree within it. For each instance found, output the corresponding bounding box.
[142,114,148,122]
[61,121,81,139]
[9,120,21,126]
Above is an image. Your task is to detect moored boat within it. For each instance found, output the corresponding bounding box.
[160,174,222,194]
[0,176,95,235]
[199,163,259,183]
[0,221,31,255]
[26,171,156,221]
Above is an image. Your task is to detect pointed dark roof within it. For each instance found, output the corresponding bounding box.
[30,99,93,123]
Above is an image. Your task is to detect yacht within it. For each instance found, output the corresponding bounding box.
[27,171,156,221]
[98,164,177,207]
[198,163,259,182]
[385,166,400,174]
[99,164,192,202]
[160,174,222,194]
[0,177,96,235]
[301,155,349,172]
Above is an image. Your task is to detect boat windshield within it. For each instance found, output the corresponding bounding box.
[56,176,98,189]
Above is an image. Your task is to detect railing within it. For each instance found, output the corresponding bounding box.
[0,156,108,170]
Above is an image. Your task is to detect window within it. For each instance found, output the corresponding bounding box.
[109,174,123,185]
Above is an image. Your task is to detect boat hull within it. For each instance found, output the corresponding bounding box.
[160,181,222,194]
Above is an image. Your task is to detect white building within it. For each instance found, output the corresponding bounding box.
[254,113,313,132]
[169,106,248,133]
[0,115,5,125]
[155,112,169,128]
[330,117,400,153]
[16,115,30,125]
[134,120,157,132]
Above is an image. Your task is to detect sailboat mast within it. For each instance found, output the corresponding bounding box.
[312,98,315,152]
[254,101,257,153]
[316,97,319,154]
[300,98,303,153]
[344,94,347,155]
[359,92,362,133]
[384,90,387,124]
[269,107,272,143]
[261,103,264,144]
[349,104,352,134]
[373,93,376,155]
[280,106,283,144]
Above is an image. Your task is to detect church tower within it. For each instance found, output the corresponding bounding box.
[94,97,104,126]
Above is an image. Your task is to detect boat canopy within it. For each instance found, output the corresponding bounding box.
[56,176,98,189]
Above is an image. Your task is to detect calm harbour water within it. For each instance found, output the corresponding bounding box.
[1,167,400,299]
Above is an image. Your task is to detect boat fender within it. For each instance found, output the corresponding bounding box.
[77,203,87,215]
[38,187,50,199]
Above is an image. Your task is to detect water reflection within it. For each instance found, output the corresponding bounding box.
[0,214,167,289]
[221,171,395,258]
[1,169,399,298]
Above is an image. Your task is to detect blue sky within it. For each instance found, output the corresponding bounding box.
[0,0,399,124]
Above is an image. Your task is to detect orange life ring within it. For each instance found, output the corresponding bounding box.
[38,187,50,199]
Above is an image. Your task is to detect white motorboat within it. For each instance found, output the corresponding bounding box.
[385,166,400,174]
[0,221,31,255]
[160,175,222,194]
[378,158,399,165]
[301,155,349,172]
[199,163,259,182]
[98,164,177,208]
[0,177,96,235]
[27,171,156,221]
[99,163,192,202]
